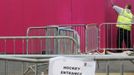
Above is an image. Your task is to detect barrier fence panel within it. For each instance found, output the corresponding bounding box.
[0,38,26,54]
[99,23,134,53]
[85,24,99,54]
[45,26,59,54]
[26,26,59,54]
[63,24,99,54]
[59,24,85,53]
[0,36,79,54]
[0,60,47,75]
[58,27,78,54]
[27,36,79,54]
[0,55,134,75]
[0,60,24,75]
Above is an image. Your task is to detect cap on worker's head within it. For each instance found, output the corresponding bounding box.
[126,4,132,9]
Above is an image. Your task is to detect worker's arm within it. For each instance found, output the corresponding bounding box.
[113,5,123,14]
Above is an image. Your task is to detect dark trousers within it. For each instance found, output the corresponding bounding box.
[117,28,132,52]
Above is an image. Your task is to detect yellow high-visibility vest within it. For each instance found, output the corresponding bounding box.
[117,9,133,31]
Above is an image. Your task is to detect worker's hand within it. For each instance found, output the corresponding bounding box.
[112,3,115,6]
[111,0,115,7]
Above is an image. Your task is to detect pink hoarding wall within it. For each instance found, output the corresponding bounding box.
[105,0,134,22]
[0,0,106,36]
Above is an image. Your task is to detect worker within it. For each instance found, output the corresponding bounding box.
[112,3,134,52]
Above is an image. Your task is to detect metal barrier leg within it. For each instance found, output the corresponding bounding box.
[35,64,38,75]
[5,61,7,75]
[97,61,100,69]
[106,61,110,75]
[120,61,124,75]
[22,62,25,75]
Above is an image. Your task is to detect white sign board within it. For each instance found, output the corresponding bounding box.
[48,57,96,75]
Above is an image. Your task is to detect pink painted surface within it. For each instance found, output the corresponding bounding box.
[0,0,106,36]
[105,0,134,22]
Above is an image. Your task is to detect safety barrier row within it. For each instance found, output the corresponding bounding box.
[0,36,79,54]
[0,55,134,75]
[1,23,134,54]
[26,23,134,54]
